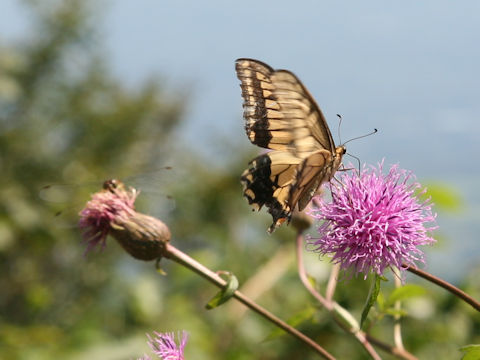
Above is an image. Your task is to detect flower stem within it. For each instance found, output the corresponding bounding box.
[393,270,405,351]
[296,232,330,309]
[326,264,340,302]
[366,335,419,360]
[404,263,480,312]
[163,243,336,360]
[297,232,419,360]
[296,232,382,360]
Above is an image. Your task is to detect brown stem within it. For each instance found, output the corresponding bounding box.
[366,335,418,360]
[404,263,480,312]
[326,263,340,303]
[296,232,330,309]
[297,233,421,360]
[296,232,382,360]
[163,243,336,360]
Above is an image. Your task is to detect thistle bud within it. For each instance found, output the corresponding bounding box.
[79,179,170,261]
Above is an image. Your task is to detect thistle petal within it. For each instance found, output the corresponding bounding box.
[307,162,437,278]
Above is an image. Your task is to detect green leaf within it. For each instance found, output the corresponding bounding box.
[385,284,426,308]
[377,291,385,312]
[421,182,463,212]
[265,306,316,341]
[384,308,408,318]
[205,272,239,310]
[460,344,480,360]
[360,275,383,328]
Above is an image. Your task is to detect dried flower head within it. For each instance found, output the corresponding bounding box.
[78,179,170,260]
[307,162,437,278]
[139,331,188,360]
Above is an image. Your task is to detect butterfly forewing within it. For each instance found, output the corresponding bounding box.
[269,70,336,156]
[236,59,294,151]
[236,58,345,232]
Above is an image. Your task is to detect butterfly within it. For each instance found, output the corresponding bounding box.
[235,58,346,233]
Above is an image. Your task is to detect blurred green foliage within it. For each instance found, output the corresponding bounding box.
[0,1,478,359]
[423,182,463,212]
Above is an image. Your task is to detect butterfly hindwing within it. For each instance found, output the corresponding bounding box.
[290,150,333,211]
[236,58,345,232]
[241,151,301,232]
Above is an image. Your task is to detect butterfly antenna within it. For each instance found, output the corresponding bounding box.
[343,128,378,146]
[336,114,343,144]
[346,152,362,175]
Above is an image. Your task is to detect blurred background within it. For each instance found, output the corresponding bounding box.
[0,1,479,359]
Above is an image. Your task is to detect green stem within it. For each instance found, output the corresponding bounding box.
[393,269,405,351]
[295,232,381,360]
[297,232,419,360]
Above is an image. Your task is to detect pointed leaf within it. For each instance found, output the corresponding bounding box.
[360,274,383,328]
[205,272,239,310]
[385,284,426,307]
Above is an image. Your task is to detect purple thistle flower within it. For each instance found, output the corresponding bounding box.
[78,180,170,260]
[78,180,138,253]
[307,162,437,278]
[139,331,188,360]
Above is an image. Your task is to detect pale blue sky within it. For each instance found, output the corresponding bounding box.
[1,0,479,279]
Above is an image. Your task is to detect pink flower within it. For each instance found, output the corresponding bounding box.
[78,180,170,260]
[139,331,188,360]
[78,180,137,253]
[307,162,437,278]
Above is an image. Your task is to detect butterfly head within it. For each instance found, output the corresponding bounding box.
[336,145,347,158]
[332,145,347,174]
